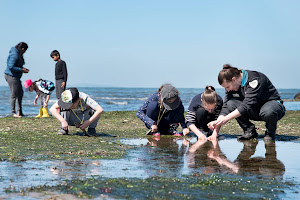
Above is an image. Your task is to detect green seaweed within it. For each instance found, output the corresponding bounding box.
[0,111,299,161]
[5,174,297,199]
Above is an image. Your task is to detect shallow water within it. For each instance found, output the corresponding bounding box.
[0,86,299,116]
[1,138,300,199]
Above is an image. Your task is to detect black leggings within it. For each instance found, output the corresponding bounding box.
[195,107,217,132]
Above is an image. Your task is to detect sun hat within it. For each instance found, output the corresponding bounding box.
[24,79,33,92]
[160,84,180,110]
[58,88,80,109]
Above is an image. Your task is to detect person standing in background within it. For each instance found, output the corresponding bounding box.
[50,50,68,99]
[4,42,30,117]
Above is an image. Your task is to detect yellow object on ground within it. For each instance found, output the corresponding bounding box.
[42,107,50,117]
[35,108,43,118]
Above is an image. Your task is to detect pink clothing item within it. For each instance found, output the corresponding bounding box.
[24,79,33,92]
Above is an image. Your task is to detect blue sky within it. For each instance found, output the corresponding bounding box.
[0,0,299,88]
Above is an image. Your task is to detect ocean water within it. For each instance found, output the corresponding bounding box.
[0,86,299,116]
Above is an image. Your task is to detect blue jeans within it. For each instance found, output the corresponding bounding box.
[145,101,184,134]
[226,100,285,134]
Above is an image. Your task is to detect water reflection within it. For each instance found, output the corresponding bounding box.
[186,139,239,174]
[234,141,285,176]
[185,139,285,176]
[0,138,298,198]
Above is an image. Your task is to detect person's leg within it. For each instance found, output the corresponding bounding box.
[58,110,73,135]
[34,96,44,118]
[16,78,23,115]
[55,79,64,99]
[259,100,285,141]
[81,109,100,136]
[226,99,257,140]
[195,108,216,136]
[65,109,99,136]
[164,104,184,135]
[85,109,100,129]
[5,74,17,114]
[195,108,210,132]
[40,94,50,117]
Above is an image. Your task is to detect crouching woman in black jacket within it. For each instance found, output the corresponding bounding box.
[208,64,285,141]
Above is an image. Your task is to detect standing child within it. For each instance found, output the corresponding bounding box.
[24,79,55,117]
[50,50,68,99]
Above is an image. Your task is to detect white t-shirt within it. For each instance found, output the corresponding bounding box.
[71,92,99,112]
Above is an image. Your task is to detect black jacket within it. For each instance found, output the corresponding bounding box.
[55,60,68,82]
[220,70,281,116]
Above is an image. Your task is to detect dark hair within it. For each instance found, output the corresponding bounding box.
[15,42,28,52]
[50,50,60,58]
[201,85,217,106]
[218,64,242,85]
[31,79,44,93]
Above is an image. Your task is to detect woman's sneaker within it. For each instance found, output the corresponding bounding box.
[152,132,161,136]
[173,132,182,137]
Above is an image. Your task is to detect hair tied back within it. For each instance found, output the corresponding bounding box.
[205,85,215,92]
[223,64,233,69]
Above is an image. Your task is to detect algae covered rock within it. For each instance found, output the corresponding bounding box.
[294,93,300,101]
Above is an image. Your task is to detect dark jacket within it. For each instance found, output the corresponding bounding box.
[136,92,187,129]
[55,60,68,82]
[221,70,281,116]
[4,47,24,79]
[186,93,223,127]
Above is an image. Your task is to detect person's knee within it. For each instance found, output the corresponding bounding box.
[260,107,278,121]
[196,107,206,119]
[227,100,239,112]
[145,101,159,118]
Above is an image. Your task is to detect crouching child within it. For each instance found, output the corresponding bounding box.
[24,79,55,117]
[50,88,104,136]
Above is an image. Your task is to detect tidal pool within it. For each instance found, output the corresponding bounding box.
[1,137,300,199]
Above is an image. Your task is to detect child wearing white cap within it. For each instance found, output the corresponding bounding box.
[50,88,104,136]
